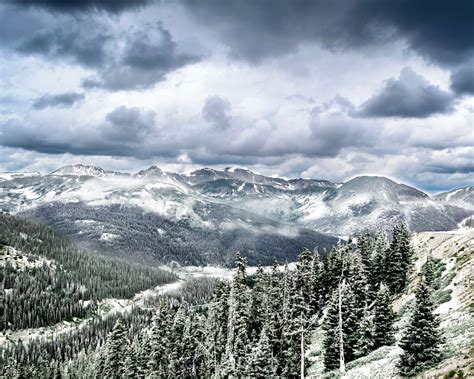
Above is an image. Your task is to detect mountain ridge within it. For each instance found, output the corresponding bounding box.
[0,164,472,244]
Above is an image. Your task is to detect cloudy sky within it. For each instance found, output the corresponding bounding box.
[0,0,473,192]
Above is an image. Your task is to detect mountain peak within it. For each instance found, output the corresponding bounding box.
[340,175,428,201]
[51,164,107,177]
[134,165,164,178]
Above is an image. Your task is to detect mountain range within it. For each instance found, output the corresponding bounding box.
[0,164,472,265]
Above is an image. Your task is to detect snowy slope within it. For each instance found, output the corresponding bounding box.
[434,186,474,209]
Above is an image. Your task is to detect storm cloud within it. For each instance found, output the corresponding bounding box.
[179,0,474,67]
[358,67,455,118]
[6,0,150,14]
[450,62,474,96]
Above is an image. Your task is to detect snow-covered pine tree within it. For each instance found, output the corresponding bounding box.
[169,303,188,377]
[281,273,311,378]
[422,253,437,288]
[310,251,324,314]
[123,336,140,378]
[147,302,172,377]
[322,242,346,296]
[247,323,276,377]
[387,223,414,294]
[103,318,128,378]
[371,230,390,291]
[322,281,359,371]
[398,278,442,376]
[249,264,268,340]
[223,252,251,377]
[295,249,315,318]
[192,314,211,378]
[357,230,375,272]
[175,315,197,378]
[372,283,395,349]
[137,330,151,378]
[354,306,375,358]
[267,259,283,374]
[345,251,370,315]
[206,279,230,373]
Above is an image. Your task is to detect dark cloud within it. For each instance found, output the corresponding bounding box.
[202,96,232,128]
[358,67,454,118]
[180,0,474,67]
[104,106,156,142]
[82,23,202,91]
[32,92,85,110]
[0,5,201,91]
[18,29,110,68]
[450,62,474,96]
[6,0,151,13]
[0,5,111,69]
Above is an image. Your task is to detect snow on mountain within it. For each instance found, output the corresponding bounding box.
[0,172,41,181]
[0,166,472,237]
[434,186,474,209]
[51,164,109,177]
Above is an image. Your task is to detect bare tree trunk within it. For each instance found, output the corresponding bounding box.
[300,288,305,379]
[339,280,346,376]
[300,323,305,379]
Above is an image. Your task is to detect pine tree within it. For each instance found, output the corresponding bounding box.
[398,279,442,376]
[169,303,188,377]
[247,324,276,377]
[123,336,141,378]
[354,307,375,358]
[281,274,310,377]
[345,251,370,315]
[103,318,128,379]
[422,254,437,288]
[357,230,375,272]
[322,281,359,371]
[267,259,283,374]
[386,223,414,294]
[223,252,250,377]
[371,230,389,290]
[249,264,268,339]
[310,252,323,314]
[372,283,395,349]
[147,302,172,377]
[206,280,230,373]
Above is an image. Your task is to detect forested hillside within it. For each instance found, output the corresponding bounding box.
[0,214,176,331]
[20,202,338,266]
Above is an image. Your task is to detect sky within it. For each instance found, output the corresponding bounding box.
[0,0,473,193]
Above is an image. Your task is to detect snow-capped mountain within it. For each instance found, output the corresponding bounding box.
[434,186,474,209]
[0,164,472,242]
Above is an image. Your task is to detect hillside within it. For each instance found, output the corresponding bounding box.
[0,214,176,331]
[307,228,474,378]
[434,186,474,210]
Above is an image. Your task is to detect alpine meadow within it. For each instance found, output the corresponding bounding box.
[0,1,473,378]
